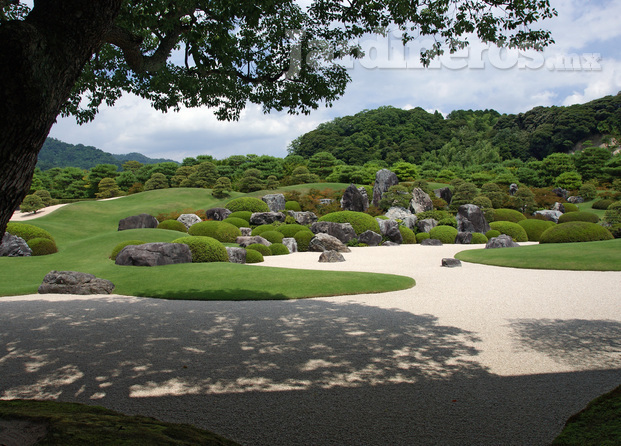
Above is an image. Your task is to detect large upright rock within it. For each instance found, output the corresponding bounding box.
[0,233,32,257]
[341,184,369,212]
[434,187,453,205]
[38,271,115,295]
[177,213,202,229]
[115,243,192,266]
[205,208,231,221]
[417,218,438,233]
[311,221,356,244]
[358,230,382,246]
[456,204,490,233]
[372,169,399,207]
[250,212,286,226]
[226,247,247,264]
[118,213,159,231]
[282,237,298,253]
[287,211,318,226]
[409,188,433,214]
[262,194,286,212]
[377,219,403,244]
[455,232,473,244]
[308,233,351,253]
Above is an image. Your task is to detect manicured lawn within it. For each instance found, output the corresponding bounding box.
[455,239,621,271]
[1,188,415,299]
[577,199,607,218]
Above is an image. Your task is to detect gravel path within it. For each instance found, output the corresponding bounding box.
[1,244,620,445]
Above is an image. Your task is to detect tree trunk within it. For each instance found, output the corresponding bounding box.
[0,0,122,242]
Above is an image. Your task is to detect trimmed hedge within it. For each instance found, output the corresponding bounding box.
[318,211,380,235]
[172,236,228,262]
[604,201,621,225]
[228,211,252,222]
[539,222,614,244]
[562,203,579,213]
[247,243,271,256]
[485,229,501,239]
[251,224,277,236]
[592,199,614,210]
[260,230,284,244]
[416,232,430,243]
[245,248,264,263]
[222,217,250,228]
[558,211,599,224]
[416,210,452,221]
[157,219,188,232]
[491,208,526,223]
[399,226,416,244]
[489,221,528,242]
[276,224,312,238]
[269,243,290,255]
[429,225,458,243]
[110,240,145,260]
[28,237,58,256]
[294,231,314,252]
[470,233,488,244]
[225,197,269,213]
[285,201,301,211]
[437,217,457,228]
[188,221,241,243]
[6,222,54,242]
[518,219,556,241]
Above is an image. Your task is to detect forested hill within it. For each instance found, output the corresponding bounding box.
[37,138,177,170]
[288,93,621,166]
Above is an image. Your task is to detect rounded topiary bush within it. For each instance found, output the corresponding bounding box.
[28,237,58,256]
[110,240,146,260]
[222,217,250,228]
[558,211,599,224]
[399,226,416,244]
[172,236,228,262]
[318,211,380,235]
[247,243,271,256]
[285,201,301,212]
[562,203,579,213]
[6,222,54,242]
[485,229,501,239]
[261,230,284,244]
[592,199,614,210]
[437,217,457,228]
[157,219,188,232]
[518,219,556,241]
[429,225,458,243]
[228,211,252,222]
[604,201,621,225]
[539,222,613,244]
[294,231,314,252]
[251,224,277,236]
[276,224,312,238]
[188,221,241,243]
[225,197,269,213]
[245,248,264,263]
[489,221,528,242]
[491,208,526,223]
[269,243,290,255]
[470,233,488,244]
[416,232,430,243]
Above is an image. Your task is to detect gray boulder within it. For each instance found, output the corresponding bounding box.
[421,238,443,246]
[341,184,369,212]
[401,215,418,230]
[385,206,412,220]
[382,241,400,246]
[553,187,569,199]
[1,232,32,257]
[282,237,298,253]
[417,218,438,233]
[551,202,565,213]
[442,258,462,268]
[177,213,202,229]
[262,194,286,212]
[288,211,318,226]
[358,187,370,208]
[533,210,563,223]
[567,196,584,204]
[485,234,520,249]
[434,187,453,205]
[410,188,434,214]
[115,242,193,266]
[226,247,247,264]
[311,221,356,244]
[358,230,382,246]
[319,250,346,263]
[509,183,518,196]
[118,213,158,231]
[456,204,490,233]
[240,227,252,236]
[236,236,271,247]
[372,169,399,207]
[38,270,115,295]
[205,207,231,221]
[309,233,351,253]
[455,232,473,244]
[377,219,402,244]
[250,212,286,226]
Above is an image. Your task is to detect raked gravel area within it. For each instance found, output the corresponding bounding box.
[1,243,620,445]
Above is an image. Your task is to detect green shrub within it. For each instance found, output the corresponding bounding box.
[416,210,452,221]
[609,224,621,239]
[489,221,528,242]
[603,201,621,225]
[261,230,284,244]
[416,232,430,243]
[518,219,556,241]
[437,217,457,227]
[27,237,58,256]
[269,243,290,255]
[251,224,277,236]
[222,217,250,228]
[6,222,54,242]
[276,224,312,238]
[172,236,228,262]
[592,199,614,210]
[470,233,488,244]
[539,222,613,244]
[110,240,145,261]
[157,219,188,232]
[491,208,526,223]
[485,229,501,239]
[247,243,271,256]
[562,203,579,213]
[399,226,416,244]
[245,248,264,263]
[188,221,241,243]
[318,211,380,235]
[558,211,599,224]
[294,231,314,252]
[228,211,252,222]
[285,201,301,211]
[225,197,269,213]
[429,225,458,243]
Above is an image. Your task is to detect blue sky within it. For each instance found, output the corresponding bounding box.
[48,0,621,162]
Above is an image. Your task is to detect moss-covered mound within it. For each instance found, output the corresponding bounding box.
[6,222,54,242]
[247,243,271,256]
[562,202,579,213]
[416,232,430,243]
[222,217,250,228]
[485,229,501,239]
[276,224,312,238]
[470,233,488,244]
[489,221,528,242]
[294,231,314,252]
[173,236,229,262]
[225,197,269,213]
[251,224,277,236]
[491,208,526,223]
[245,248,264,263]
[285,201,301,211]
[110,240,146,261]
[157,219,188,232]
[228,211,252,222]
[318,211,380,235]
[188,221,241,243]
[558,211,600,224]
[269,243,290,255]
[399,226,416,244]
[592,199,614,210]
[429,225,458,243]
[518,219,557,241]
[28,237,58,256]
[260,230,284,244]
[539,222,614,244]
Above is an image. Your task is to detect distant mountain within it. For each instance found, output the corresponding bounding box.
[37,138,178,170]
